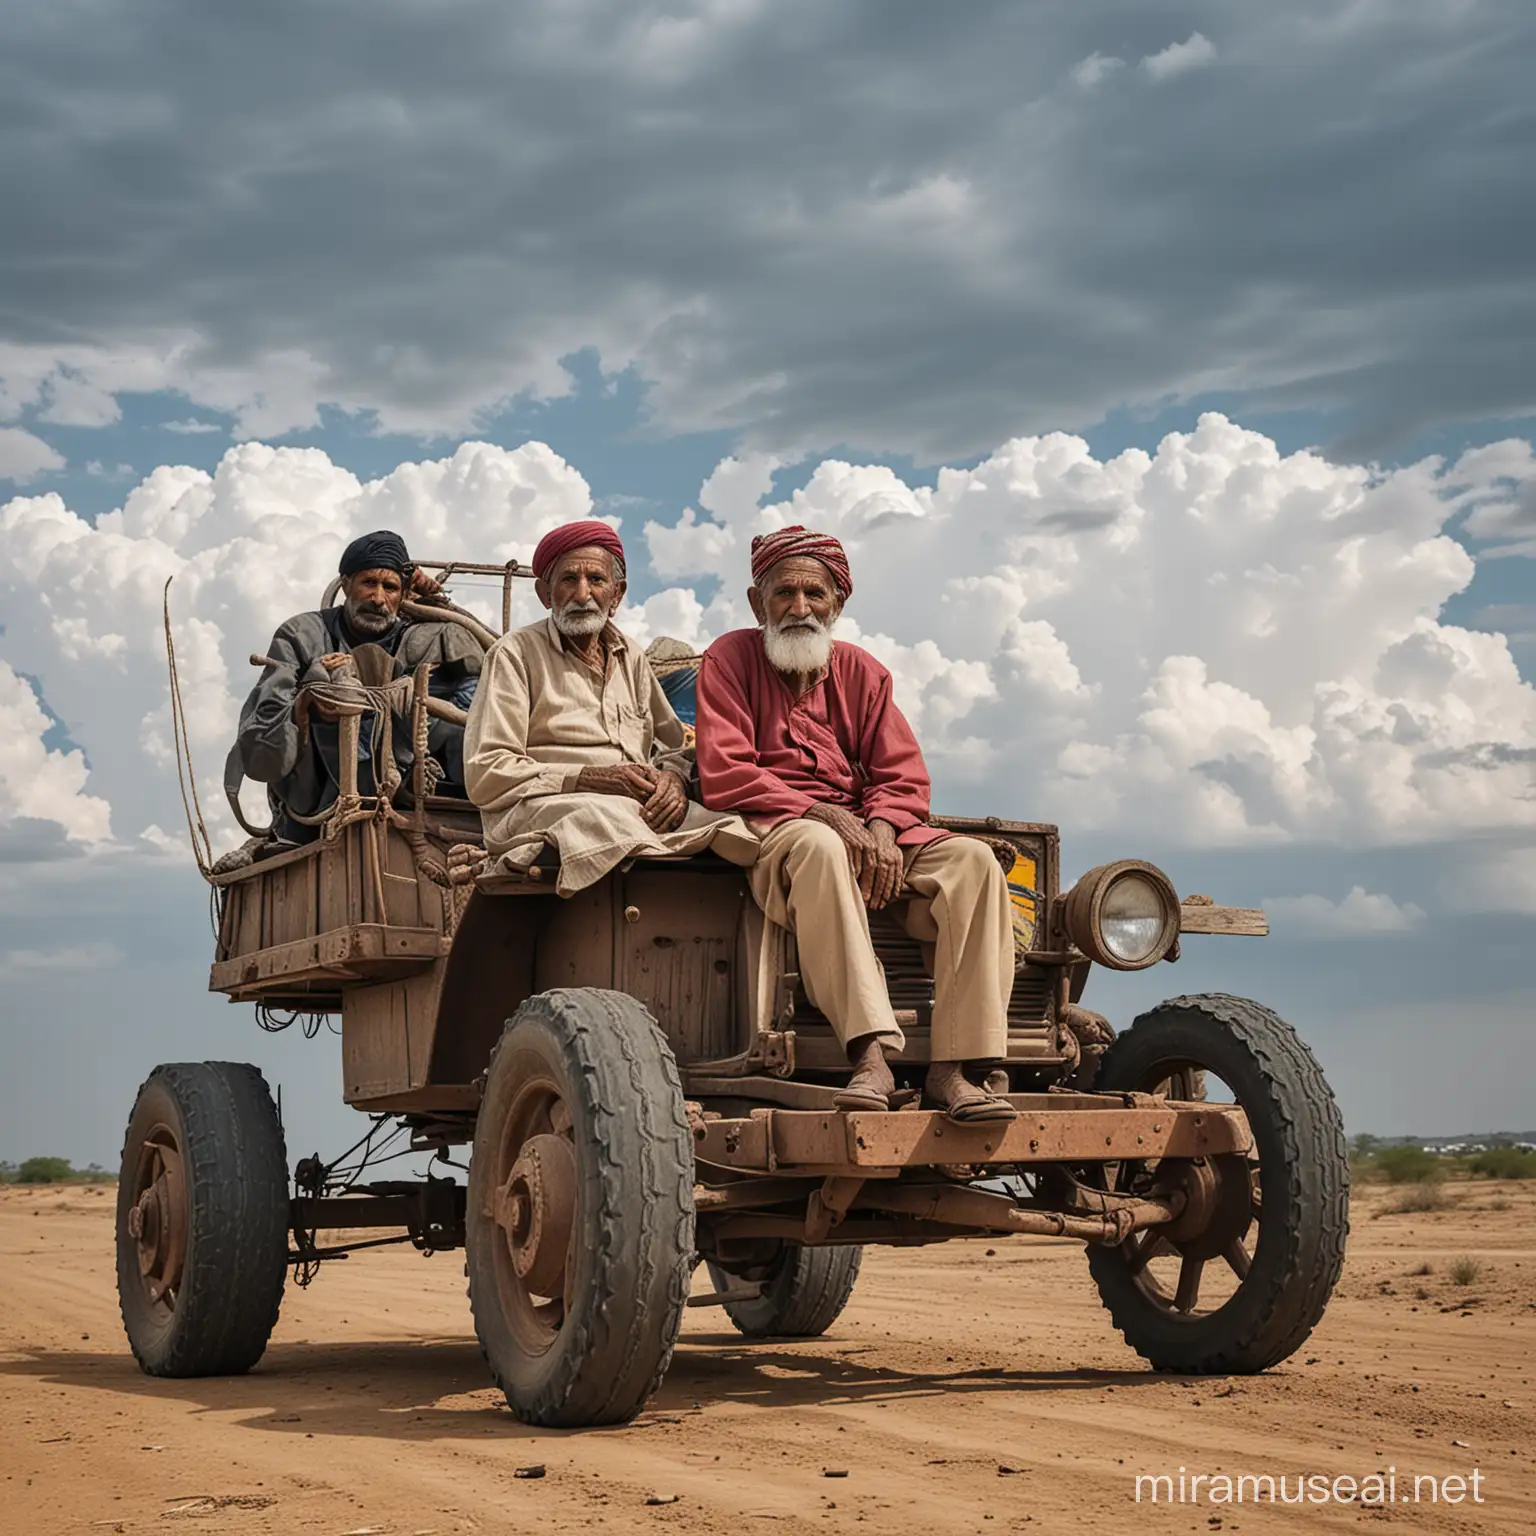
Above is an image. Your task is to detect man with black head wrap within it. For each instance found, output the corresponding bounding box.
[236,530,484,845]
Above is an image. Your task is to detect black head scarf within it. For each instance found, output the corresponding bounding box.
[338,530,412,577]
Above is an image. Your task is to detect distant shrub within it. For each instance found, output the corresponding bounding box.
[1373,1147,1444,1185]
[16,1156,75,1184]
[1469,1148,1536,1180]
[1449,1255,1483,1286]
[1378,1183,1447,1216]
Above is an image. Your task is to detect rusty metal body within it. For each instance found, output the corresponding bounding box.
[209,803,1259,1255]
[201,545,1278,1276]
[122,552,1335,1416]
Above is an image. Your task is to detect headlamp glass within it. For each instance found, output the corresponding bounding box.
[1099,874,1168,964]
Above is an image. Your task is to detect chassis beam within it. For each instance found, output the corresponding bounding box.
[692,1096,1250,1175]
[291,1179,467,1258]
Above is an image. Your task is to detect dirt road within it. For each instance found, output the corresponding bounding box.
[4,1179,1534,1534]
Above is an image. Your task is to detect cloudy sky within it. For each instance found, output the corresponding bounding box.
[4,0,1536,1165]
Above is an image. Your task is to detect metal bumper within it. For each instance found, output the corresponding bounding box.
[692,1092,1251,1175]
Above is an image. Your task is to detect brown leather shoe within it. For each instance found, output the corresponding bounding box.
[924,1060,1018,1123]
[833,1037,895,1111]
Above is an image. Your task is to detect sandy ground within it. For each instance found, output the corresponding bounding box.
[3,1179,1535,1535]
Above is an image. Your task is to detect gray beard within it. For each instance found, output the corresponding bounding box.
[553,602,608,638]
[763,618,834,674]
[345,602,395,639]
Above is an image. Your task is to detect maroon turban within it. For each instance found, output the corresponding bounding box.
[531,520,626,582]
[749,525,853,598]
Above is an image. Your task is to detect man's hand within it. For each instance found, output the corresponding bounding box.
[576,763,659,803]
[299,653,354,722]
[640,769,689,833]
[862,817,904,909]
[804,805,905,909]
[410,568,444,600]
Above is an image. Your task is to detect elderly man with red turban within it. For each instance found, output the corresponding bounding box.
[464,519,753,893]
[695,526,1017,1121]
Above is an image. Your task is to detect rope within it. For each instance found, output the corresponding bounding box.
[162,577,215,882]
[284,672,413,833]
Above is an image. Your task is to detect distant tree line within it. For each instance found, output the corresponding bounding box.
[0,1157,111,1185]
[1349,1134,1536,1184]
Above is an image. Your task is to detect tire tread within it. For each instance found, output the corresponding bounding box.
[1087,993,1349,1374]
[116,1061,288,1377]
[467,988,694,1427]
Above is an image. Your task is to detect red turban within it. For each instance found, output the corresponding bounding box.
[750,525,852,598]
[531,520,626,581]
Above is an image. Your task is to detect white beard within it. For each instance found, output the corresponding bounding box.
[763,616,835,674]
[553,601,608,638]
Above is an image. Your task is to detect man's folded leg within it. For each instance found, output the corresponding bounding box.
[747,818,906,1106]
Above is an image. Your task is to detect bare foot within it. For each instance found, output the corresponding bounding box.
[925,1060,1017,1123]
[833,1037,896,1110]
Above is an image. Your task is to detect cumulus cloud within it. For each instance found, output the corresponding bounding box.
[0,662,113,848]
[5,416,1536,874]
[1141,33,1217,82]
[0,439,593,855]
[645,413,1536,846]
[38,370,122,428]
[0,427,64,483]
[0,4,1533,458]
[1265,887,1427,939]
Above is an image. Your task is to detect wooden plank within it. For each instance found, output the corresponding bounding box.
[1179,903,1268,936]
[209,924,442,994]
[207,838,323,886]
[342,979,412,1102]
[272,859,293,946]
[318,837,347,933]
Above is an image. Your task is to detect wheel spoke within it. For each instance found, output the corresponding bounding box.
[1125,1230,1166,1275]
[1174,1254,1204,1313]
[1223,1239,1252,1280]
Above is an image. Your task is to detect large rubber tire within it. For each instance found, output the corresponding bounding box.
[708,1245,863,1339]
[116,1062,289,1377]
[1086,994,1349,1374]
[466,989,695,1427]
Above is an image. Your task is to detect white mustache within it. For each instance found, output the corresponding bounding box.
[763,612,835,672]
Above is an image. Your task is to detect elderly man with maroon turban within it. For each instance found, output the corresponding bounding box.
[695,526,1017,1122]
[464,519,754,893]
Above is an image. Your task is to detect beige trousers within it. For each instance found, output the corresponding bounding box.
[744,819,1014,1062]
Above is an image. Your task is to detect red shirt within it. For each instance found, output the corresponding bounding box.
[695,629,948,848]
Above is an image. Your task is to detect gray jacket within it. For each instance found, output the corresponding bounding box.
[237,606,483,829]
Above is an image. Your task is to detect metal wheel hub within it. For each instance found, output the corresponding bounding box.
[495,1133,576,1297]
[130,1136,186,1305]
[1158,1154,1254,1260]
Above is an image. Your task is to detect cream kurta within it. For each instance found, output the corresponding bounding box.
[463,617,755,893]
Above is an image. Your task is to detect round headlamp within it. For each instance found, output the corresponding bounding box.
[1061,860,1180,970]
